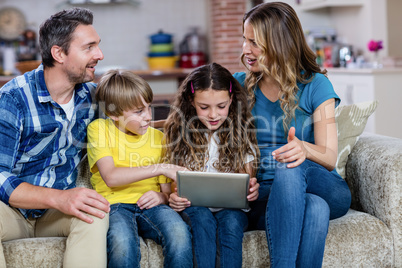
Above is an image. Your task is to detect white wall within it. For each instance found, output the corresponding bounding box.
[264,0,397,63]
[0,0,209,70]
[387,0,402,57]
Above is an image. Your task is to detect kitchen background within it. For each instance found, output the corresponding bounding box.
[1,0,400,72]
[0,0,401,138]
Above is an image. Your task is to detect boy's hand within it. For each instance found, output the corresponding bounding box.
[247,177,259,201]
[162,164,188,182]
[168,190,191,212]
[137,191,166,210]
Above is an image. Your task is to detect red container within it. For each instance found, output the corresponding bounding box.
[179,52,206,68]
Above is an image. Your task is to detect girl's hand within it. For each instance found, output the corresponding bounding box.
[162,164,188,182]
[168,190,191,212]
[272,127,307,168]
[247,177,259,201]
[137,191,166,210]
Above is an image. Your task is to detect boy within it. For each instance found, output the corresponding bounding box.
[87,69,192,268]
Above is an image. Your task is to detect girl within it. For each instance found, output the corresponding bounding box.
[165,62,259,268]
[235,2,352,267]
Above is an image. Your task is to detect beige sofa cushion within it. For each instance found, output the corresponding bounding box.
[3,210,392,267]
[3,236,149,268]
[3,237,65,268]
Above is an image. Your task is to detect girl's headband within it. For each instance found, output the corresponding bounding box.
[191,81,232,93]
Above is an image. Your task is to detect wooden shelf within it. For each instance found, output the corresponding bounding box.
[61,0,140,7]
[298,0,364,11]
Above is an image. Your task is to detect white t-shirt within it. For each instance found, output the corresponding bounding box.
[204,132,255,173]
[205,132,255,212]
[59,91,75,121]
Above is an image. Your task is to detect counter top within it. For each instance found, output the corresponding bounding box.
[94,68,192,81]
[128,68,192,80]
[0,68,193,86]
[326,67,402,75]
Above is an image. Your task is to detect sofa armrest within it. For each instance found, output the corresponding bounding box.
[346,133,401,219]
[346,133,402,266]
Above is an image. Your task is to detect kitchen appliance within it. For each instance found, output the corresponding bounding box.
[338,45,353,68]
[179,27,206,68]
[305,27,341,67]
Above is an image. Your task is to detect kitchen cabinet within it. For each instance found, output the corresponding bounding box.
[327,67,402,139]
[298,0,364,11]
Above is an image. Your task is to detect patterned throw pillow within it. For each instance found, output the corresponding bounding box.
[335,101,378,179]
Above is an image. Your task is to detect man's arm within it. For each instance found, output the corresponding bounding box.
[0,87,109,224]
[9,182,110,224]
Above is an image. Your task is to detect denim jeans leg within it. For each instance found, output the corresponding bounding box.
[181,206,217,268]
[215,209,248,268]
[296,194,329,267]
[305,165,351,220]
[267,162,306,267]
[138,204,193,268]
[107,204,141,268]
[266,159,351,268]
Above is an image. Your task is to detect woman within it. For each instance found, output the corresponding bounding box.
[233,2,351,267]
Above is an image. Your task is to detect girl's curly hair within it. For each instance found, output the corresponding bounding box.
[163,63,259,175]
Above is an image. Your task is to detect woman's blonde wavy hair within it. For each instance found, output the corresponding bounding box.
[241,2,326,134]
[163,63,259,175]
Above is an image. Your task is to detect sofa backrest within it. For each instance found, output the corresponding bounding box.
[76,153,93,189]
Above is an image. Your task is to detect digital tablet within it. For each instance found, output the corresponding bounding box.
[176,171,250,209]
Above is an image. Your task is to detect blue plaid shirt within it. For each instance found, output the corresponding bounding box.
[0,64,97,218]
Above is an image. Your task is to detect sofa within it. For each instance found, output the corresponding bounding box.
[2,131,400,267]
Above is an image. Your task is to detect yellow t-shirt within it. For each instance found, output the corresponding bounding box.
[87,118,170,205]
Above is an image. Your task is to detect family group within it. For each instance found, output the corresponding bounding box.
[0,2,351,268]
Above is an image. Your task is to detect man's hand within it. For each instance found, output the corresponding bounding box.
[9,183,110,224]
[55,187,110,224]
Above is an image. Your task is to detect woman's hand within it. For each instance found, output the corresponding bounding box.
[247,177,259,201]
[168,190,191,212]
[272,127,307,168]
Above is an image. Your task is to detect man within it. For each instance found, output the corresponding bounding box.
[0,8,110,267]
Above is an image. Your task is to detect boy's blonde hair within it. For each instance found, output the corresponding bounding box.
[95,69,153,117]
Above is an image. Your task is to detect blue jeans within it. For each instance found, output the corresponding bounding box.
[107,203,192,268]
[181,206,248,268]
[248,160,351,268]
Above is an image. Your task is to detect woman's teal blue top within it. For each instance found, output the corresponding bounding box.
[233,72,341,181]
